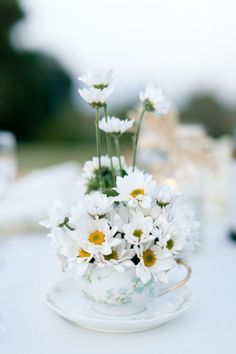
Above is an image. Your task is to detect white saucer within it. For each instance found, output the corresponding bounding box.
[45,277,194,333]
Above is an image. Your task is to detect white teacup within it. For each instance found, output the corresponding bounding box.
[77,258,191,316]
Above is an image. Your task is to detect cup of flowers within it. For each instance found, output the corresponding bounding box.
[41,68,199,316]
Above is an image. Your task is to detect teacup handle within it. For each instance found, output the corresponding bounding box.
[159,258,192,296]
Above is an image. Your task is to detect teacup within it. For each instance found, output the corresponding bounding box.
[77,258,191,316]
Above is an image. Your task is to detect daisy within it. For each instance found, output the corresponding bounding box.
[170,208,200,257]
[83,191,113,217]
[60,231,95,276]
[114,170,156,209]
[154,184,175,207]
[144,203,162,220]
[83,156,111,179]
[139,84,170,115]
[78,87,113,108]
[77,218,120,256]
[47,227,70,271]
[80,155,127,194]
[159,230,186,254]
[76,178,87,198]
[111,156,127,172]
[69,202,91,228]
[83,155,126,180]
[99,116,134,135]
[152,212,170,237]
[78,68,113,90]
[135,242,175,284]
[40,200,69,229]
[98,240,135,271]
[123,212,154,245]
[153,214,185,253]
[108,203,131,232]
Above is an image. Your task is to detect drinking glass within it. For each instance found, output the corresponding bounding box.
[0,131,17,199]
[0,131,17,332]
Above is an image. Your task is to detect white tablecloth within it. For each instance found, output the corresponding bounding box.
[1,221,236,354]
[1,161,236,353]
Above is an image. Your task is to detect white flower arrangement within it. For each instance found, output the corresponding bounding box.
[41,68,199,285]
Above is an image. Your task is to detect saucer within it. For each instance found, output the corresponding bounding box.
[45,277,194,333]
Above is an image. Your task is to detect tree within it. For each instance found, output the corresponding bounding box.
[180,93,236,138]
[0,0,73,140]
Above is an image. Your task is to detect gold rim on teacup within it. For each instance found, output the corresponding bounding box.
[159,258,192,296]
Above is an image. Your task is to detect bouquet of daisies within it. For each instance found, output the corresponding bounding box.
[41,68,199,284]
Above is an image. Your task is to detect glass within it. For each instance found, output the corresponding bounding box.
[0,131,17,332]
[0,131,17,199]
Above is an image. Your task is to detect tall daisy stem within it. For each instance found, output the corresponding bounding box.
[95,108,102,189]
[114,135,122,174]
[104,105,115,184]
[132,109,146,171]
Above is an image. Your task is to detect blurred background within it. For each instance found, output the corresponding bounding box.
[1,0,236,173]
[1,0,236,345]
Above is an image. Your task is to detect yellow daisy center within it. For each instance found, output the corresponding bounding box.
[88,230,105,245]
[130,188,145,198]
[78,249,91,258]
[143,249,157,267]
[104,250,118,261]
[133,229,143,239]
[167,239,174,250]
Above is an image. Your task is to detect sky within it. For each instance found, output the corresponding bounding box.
[14,0,236,107]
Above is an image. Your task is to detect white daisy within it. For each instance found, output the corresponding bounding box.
[83,156,110,179]
[123,212,154,245]
[78,68,113,90]
[159,231,186,254]
[83,155,126,180]
[98,240,135,271]
[108,203,131,232]
[40,200,69,229]
[78,87,113,108]
[154,184,175,207]
[139,84,170,115]
[77,218,120,256]
[76,178,87,198]
[83,191,113,217]
[135,242,175,284]
[152,212,170,238]
[69,202,91,228]
[173,208,200,256]
[114,170,156,209]
[60,231,95,276]
[111,156,127,172]
[80,155,127,194]
[99,116,134,135]
[153,214,185,253]
[47,227,70,271]
[143,203,162,220]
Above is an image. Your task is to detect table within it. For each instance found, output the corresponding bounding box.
[0,163,236,354]
[1,221,236,354]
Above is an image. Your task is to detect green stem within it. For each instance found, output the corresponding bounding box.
[64,223,75,231]
[59,217,75,231]
[114,135,122,174]
[104,105,115,184]
[132,109,146,171]
[95,109,102,189]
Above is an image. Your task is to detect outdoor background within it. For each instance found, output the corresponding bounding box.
[1,0,236,173]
